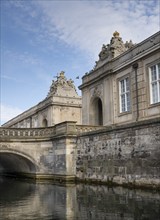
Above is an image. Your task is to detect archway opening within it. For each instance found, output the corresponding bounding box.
[42,118,48,127]
[0,152,37,177]
[90,97,103,125]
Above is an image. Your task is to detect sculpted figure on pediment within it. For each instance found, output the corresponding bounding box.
[57,71,67,86]
[67,79,76,90]
[95,31,135,68]
[47,81,57,95]
[47,71,78,97]
[99,44,110,60]
[110,31,127,57]
[125,40,134,49]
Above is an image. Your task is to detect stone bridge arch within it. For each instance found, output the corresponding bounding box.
[0,123,80,181]
[0,149,39,177]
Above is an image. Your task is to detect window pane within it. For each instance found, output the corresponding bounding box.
[121,94,126,112]
[121,80,125,93]
[151,65,157,81]
[126,78,130,91]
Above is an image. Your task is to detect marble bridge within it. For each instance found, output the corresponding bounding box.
[0,121,102,182]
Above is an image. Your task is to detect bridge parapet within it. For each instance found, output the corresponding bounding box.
[0,122,76,141]
[0,127,56,140]
[0,121,104,141]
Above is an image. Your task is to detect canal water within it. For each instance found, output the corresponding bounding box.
[0,177,160,220]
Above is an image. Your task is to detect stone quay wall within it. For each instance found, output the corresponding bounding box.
[76,118,160,189]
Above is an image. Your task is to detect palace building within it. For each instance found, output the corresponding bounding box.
[80,31,160,126]
[3,31,160,128]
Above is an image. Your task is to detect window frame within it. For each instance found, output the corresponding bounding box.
[119,75,131,113]
[149,63,160,105]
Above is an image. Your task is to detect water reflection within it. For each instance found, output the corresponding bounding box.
[0,177,160,220]
[76,185,160,220]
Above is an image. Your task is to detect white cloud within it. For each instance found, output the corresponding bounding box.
[34,0,159,60]
[0,104,23,125]
[5,0,159,61]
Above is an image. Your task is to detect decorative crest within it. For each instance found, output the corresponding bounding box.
[47,71,78,97]
[94,31,135,69]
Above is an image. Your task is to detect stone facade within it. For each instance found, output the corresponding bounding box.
[3,71,82,128]
[76,119,160,188]
[3,32,159,128]
[79,31,160,126]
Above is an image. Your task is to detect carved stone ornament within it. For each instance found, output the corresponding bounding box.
[95,31,135,68]
[91,85,103,98]
[47,71,78,97]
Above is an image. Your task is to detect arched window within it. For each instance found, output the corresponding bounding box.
[42,118,48,127]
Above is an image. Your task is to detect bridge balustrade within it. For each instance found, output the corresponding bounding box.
[0,127,56,139]
[0,122,103,140]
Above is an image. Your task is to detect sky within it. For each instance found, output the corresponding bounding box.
[0,0,160,125]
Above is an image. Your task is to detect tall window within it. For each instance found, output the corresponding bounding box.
[119,77,131,113]
[149,63,160,104]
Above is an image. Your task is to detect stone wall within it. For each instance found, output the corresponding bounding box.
[76,118,160,188]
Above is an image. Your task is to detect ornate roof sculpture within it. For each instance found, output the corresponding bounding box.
[47,71,79,98]
[95,31,135,69]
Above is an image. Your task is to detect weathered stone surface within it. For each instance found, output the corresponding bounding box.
[0,120,160,188]
[76,119,160,188]
[0,122,77,182]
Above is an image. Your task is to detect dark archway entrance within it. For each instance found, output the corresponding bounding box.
[90,97,103,125]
